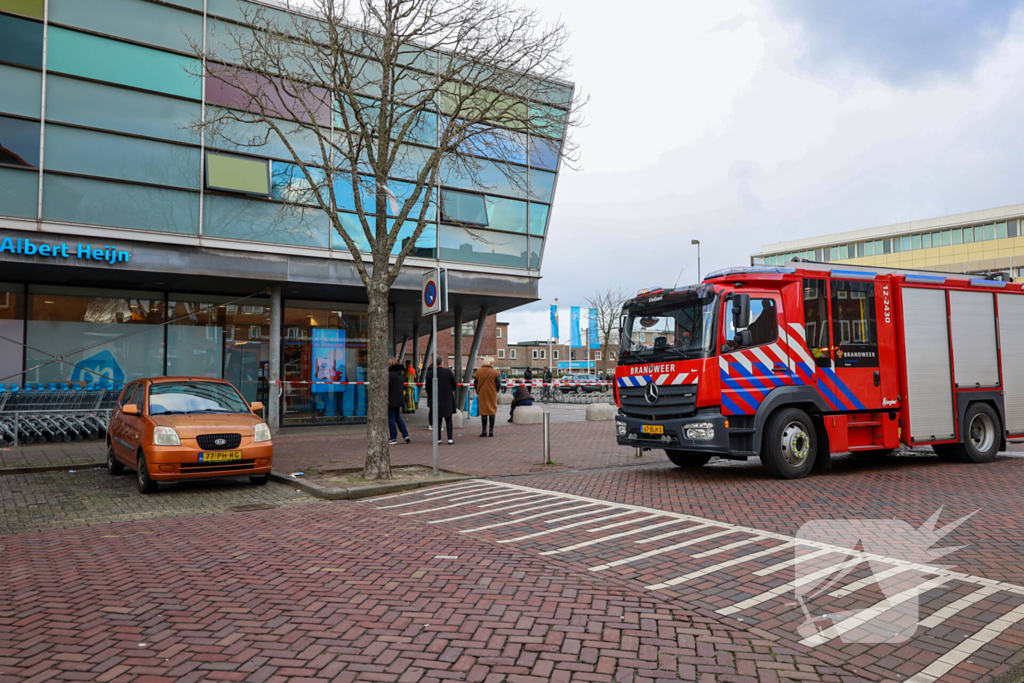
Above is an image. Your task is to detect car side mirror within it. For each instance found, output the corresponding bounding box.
[122,404,139,416]
[250,401,264,412]
[732,293,750,331]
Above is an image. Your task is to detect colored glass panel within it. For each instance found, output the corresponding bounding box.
[441,189,488,226]
[985,223,996,241]
[271,162,325,206]
[49,0,201,53]
[206,152,269,195]
[962,228,973,244]
[0,166,38,218]
[332,214,436,258]
[921,233,931,248]
[529,237,541,269]
[951,229,961,245]
[0,115,39,167]
[0,64,40,118]
[440,156,527,199]
[941,230,951,246]
[206,64,330,125]
[911,234,921,250]
[0,0,43,18]
[975,226,984,242]
[528,203,549,237]
[997,222,1007,239]
[48,27,201,100]
[484,195,527,233]
[438,225,527,268]
[333,173,434,220]
[207,110,324,162]
[529,169,555,202]
[46,75,200,144]
[42,173,199,234]
[45,125,199,189]
[864,241,874,256]
[203,194,329,248]
[529,137,559,170]
[0,12,43,69]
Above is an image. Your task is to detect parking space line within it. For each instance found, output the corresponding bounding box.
[585,514,663,533]
[691,537,763,559]
[800,577,950,647]
[916,585,1001,630]
[646,541,798,590]
[539,519,690,556]
[364,481,486,502]
[905,602,1024,683]
[398,491,529,515]
[376,484,499,508]
[460,503,601,533]
[590,529,744,572]
[636,523,716,545]
[427,496,550,523]
[478,493,548,507]
[718,554,870,616]
[827,564,909,598]
[752,547,837,576]
[497,511,636,543]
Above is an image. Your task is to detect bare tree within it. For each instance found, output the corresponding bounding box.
[584,285,630,377]
[192,0,581,479]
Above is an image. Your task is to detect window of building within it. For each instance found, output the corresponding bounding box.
[532,349,538,360]
[863,241,874,257]
[509,348,516,360]
[922,233,932,248]
[802,279,831,368]
[496,327,502,338]
[856,242,865,258]
[0,12,43,70]
[892,238,901,254]
[595,350,602,360]
[941,230,952,246]
[440,189,488,226]
[0,115,39,168]
[725,298,778,351]
[206,151,270,196]
[497,348,504,359]
[986,223,997,241]
[553,349,559,360]
[1010,220,1018,238]
[830,280,878,368]
[484,195,528,233]
[540,349,546,359]
[951,229,962,245]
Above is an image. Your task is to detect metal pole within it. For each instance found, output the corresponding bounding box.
[432,313,438,476]
[268,284,282,434]
[542,411,550,465]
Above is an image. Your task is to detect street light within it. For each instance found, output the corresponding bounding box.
[691,239,701,281]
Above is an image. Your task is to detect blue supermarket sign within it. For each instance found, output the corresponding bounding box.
[0,236,130,265]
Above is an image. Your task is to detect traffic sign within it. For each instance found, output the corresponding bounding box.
[422,268,447,316]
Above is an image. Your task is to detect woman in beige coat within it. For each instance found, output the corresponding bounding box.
[474,356,501,437]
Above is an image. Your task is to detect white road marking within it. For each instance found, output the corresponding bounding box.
[539,519,690,556]
[916,585,1001,630]
[365,481,488,502]
[719,555,870,616]
[826,564,909,598]
[400,491,534,515]
[460,503,601,533]
[427,496,551,523]
[905,603,1024,683]
[585,514,663,534]
[376,484,499,508]
[497,511,636,543]
[589,530,743,572]
[478,493,548,507]
[691,537,763,559]
[636,523,716,545]
[752,547,837,576]
[646,541,798,590]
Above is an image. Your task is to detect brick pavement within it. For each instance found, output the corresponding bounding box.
[0,499,848,683]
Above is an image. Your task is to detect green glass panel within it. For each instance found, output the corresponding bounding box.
[529,203,549,236]
[440,156,527,199]
[0,0,44,18]
[0,166,38,218]
[441,189,488,226]
[49,0,201,53]
[0,64,40,118]
[484,195,527,233]
[962,229,972,244]
[529,237,541,269]
[922,233,931,248]
[975,226,984,242]
[0,12,42,69]
[892,238,901,253]
[439,225,527,268]
[911,234,921,250]
[42,173,199,233]
[331,214,435,258]
[46,75,200,143]
[203,194,328,248]
[48,27,201,100]
[997,222,1007,239]
[864,241,874,256]
[529,169,555,203]
[951,229,961,245]
[206,152,269,195]
[45,125,200,189]
[941,230,951,246]
[985,223,996,241]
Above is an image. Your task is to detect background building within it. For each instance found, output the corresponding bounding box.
[754,203,1024,277]
[0,0,569,426]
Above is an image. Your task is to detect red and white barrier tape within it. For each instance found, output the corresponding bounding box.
[267,380,613,387]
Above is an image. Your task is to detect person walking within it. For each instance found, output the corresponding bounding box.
[523,366,533,384]
[499,370,507,394]
[542,366,553,400]
[474,356,501,437]
[426,357,458,444]
[403,359,417,413]
[387,358,411,444]
[508,381,534,422]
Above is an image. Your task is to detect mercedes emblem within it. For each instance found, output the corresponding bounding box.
[644,383,659,404]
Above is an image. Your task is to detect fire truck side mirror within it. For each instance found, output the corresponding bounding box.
[732,293,751,331]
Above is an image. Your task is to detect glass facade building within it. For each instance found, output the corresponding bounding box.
[0,0,569,425]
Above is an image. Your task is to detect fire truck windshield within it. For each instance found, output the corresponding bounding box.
[620,295,718,362]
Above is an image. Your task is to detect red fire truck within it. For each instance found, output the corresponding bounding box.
[614,261,1023,479]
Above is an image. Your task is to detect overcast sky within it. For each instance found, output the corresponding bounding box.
[501,0,1024,342]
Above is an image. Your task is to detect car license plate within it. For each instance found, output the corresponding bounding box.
[198,451,242,462]
[641,425,664,435]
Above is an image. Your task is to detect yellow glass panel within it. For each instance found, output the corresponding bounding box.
[0,0,43,18]
[206,152,269,195]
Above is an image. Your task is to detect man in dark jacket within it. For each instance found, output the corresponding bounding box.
[387,358,411,445]
[425,358,458,443]
[523,367,533,383]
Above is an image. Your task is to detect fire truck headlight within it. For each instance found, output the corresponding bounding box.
[685,423,715,440]
[616,422,627,436]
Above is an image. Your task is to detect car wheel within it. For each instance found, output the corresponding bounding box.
[761,408,816,479]
[665,450,712,468]
[951,403,1001,463]
[136,453,157,494]
[575,385,582,395]
[250,473,270,485]
[107,443,124,475]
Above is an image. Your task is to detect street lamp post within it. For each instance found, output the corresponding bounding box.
[691,239,701,281]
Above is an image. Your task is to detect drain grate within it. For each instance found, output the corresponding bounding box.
[229,503,276,512]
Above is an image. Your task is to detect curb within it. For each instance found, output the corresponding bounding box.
[0,461,106,475]
[270,469,474,500]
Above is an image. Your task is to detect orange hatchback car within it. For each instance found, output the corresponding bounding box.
[107,377,273,494]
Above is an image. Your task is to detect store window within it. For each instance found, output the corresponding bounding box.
[25,286,165,386]
[830,280,878,368]
[0,283,24,385]
[281,301,369,425]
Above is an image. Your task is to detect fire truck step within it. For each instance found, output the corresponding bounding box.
[847,421,882,427]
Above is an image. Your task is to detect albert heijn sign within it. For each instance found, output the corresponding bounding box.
[0,236,130,265]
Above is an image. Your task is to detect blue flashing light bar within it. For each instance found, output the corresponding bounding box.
[703,266,795,281]
[829,269,876,280]
[904,274,946,284]
[970,279,1007,288]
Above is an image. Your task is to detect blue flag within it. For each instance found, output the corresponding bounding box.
[589,308,599,349]
[570,307,582,348]
[550,304,559,341]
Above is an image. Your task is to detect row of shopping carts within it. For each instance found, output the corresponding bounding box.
[0,382,122,446]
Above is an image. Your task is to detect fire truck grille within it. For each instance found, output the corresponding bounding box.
[619,384,698,421]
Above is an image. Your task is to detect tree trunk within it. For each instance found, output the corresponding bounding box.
[363,276,392,480]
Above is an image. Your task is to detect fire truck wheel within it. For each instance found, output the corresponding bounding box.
[665,450,712,468]
[761,408,816,479]
[956,403,1001,464]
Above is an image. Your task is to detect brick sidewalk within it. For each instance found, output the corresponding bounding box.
[0,500,845,683]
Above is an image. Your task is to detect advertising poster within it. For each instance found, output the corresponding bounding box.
[311,328,346,393]
[589,307,599,349]
[570,306,581,348]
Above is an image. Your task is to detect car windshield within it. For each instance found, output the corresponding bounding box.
[620,294,718,361]
[149,381,249,415]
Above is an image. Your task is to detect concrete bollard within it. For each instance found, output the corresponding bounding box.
[512,404,544,424]
[452,410,464,428]
[585,403,616,421]
[497,392,513,405]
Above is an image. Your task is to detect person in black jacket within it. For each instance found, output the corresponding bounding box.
[523,367,533,383]
[425,357,458,443]
[387,359,411,444]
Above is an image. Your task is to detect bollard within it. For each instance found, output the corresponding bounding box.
[542,411,551,465]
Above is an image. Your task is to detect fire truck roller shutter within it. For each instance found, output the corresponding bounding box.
[901,288,956,442]
[997,293,1024,434]
[949,291,1000,388]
